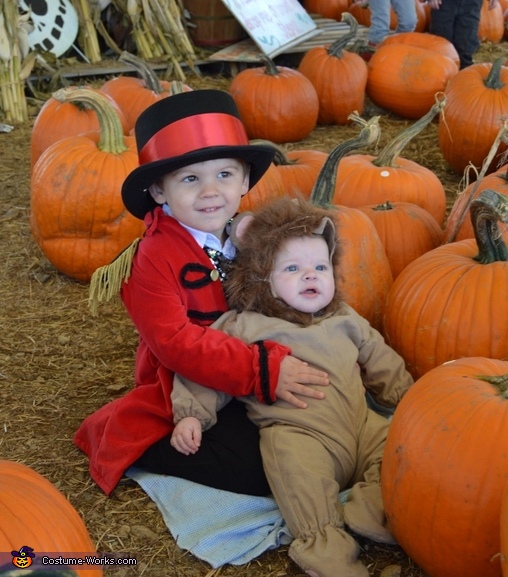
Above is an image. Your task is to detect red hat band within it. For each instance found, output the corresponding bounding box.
[138,112,250,166]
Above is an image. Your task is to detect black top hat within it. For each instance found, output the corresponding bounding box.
[122,89,276,220]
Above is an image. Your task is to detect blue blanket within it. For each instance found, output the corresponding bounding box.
[126,467,350,568]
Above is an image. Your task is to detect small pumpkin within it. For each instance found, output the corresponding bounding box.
[383,188,508,379]
[382,356,508,577]
[357,200,443,279]
[478,0,504,43]
[0,460,102,576]
[438,58,508,175]
[303,0,350,19]
[30,88,144,283]
[100,51,192,133]
[298,13,368,125]
[229,56,319,143]
[238,162,286,212]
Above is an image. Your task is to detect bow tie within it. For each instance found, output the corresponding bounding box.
[203,246,232,282]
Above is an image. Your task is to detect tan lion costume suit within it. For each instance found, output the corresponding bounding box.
[172,197,413,577]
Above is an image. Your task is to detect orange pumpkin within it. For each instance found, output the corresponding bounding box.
[478,0,504,42]
[383,189,508,379]
[238,162,286,212]
[303,0,350,19]
[378,31,460,68]
[298,13,368,125]
[444,162,508,243]
[310,113,393,331]
[0,460,102,576]
[266,143,328,198]
[30,88,144,283]
[366,43,458,119]
[357,200,443,279]
[100,51,192,133]
[382,356,508,577]
[229,56,319,143]
[438,58,508,176]
[30,87,129,171]
[501,480,508,577]
[332,96,448,225]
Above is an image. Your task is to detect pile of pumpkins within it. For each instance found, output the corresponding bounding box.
[28,25,508,577]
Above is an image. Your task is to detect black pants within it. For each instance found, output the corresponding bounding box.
[133,399,271,496]
[429,0,483,69]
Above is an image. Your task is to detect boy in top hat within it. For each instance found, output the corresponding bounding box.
[74,89,329,496]
[169,197,414,577]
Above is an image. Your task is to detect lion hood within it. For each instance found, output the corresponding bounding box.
[225,197,343,327]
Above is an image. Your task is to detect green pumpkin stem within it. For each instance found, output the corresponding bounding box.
[470,189,508,263]
[259,55,281,76]
[475,373,508,398]
[52,87,129,155]
[327,13,359,58]
[310,113,381,208]
[373,93,446,168]
[484,57,505,90]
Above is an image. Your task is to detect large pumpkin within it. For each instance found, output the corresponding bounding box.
[0,460,102,576]
[310,113,393,331]
[382,356,508,577]
[383,189,508,379]
[298,13,368,125]
[229,56,319,143]
[438,58,508,175]
[30,88,144,283]
[332,95,448,225]
[366,42,458,119]
[501,480,508,577]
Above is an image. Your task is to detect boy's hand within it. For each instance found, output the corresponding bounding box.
[171,417,202,454]
[276,355,329,409]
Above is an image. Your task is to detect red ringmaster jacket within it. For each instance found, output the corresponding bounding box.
[73,208,291,495]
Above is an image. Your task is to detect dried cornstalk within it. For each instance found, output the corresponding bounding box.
[0,0,30,123]
[71,0,102,63]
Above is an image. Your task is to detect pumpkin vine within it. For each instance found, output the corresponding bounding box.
[327,13,359,58]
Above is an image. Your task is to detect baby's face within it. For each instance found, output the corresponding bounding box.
[269,236,335,314]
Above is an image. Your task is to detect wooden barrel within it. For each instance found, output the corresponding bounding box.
[183,0,247,46]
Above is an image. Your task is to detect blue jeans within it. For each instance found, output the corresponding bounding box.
[368,0,417,45]
[429,0,483,68]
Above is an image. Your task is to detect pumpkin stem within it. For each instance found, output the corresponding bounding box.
[475,373,508,398]
[484,57,505,90]
[470,189,508,263]
[310,113,381,208]
[250,138,301,167]
[373,201,394,211]
[52,87,129,154]
[372,93,446,168]
[119,51,165,93]
[446,118,508,243]
[259,55,281,76]
[328,13,359,58]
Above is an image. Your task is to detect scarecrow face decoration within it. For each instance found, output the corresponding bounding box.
[18,0,79,57]
[11,546,35,568]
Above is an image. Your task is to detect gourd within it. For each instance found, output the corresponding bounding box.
[0,460,102,576]
[332,95,448,225]
[30,88,144,283]
[383,189,508,379]
[310,113,393,331]
[382,357,508,577]
[229,56,319,143]
[298,13,368,125]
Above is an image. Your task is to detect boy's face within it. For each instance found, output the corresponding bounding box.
[152,158,249,240]
[270,236,335,314]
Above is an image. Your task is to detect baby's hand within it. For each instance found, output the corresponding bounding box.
[171,417,202,455]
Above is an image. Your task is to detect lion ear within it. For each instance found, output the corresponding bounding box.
[229,212,255,248]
